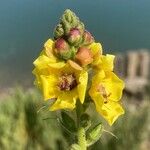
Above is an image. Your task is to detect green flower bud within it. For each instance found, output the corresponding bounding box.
[54,38,77,60]
[87,123,103,147]
[60,46,77,60]
[76,22,85,35]
[54,23,64,39]
[60,9,85,36]
[61,9,79,34]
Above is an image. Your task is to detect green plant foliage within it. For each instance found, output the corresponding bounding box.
[61,111,77,132]
[0,88,67,150]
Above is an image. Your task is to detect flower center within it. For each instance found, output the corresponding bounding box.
[58,73,77,91]
[97,84,111,104]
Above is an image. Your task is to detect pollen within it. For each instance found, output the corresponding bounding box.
[97,84,111,104]
[58,73,77,91]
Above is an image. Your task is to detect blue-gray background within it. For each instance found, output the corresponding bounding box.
[0,0,150,88]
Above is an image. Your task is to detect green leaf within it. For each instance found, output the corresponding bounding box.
[61,111,77,132]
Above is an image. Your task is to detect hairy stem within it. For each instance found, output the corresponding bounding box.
[75,101,87,150]
[77,127,87,150]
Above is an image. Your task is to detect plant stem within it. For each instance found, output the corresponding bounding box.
[77,127,87,150]
[76,101,87,150]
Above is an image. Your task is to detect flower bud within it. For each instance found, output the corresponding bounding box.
[75,47,93,66]
[61,9,79,35]
[55,38,69,52]
[83,30,94,46]
[54,38,76,60]
[68,28,82,46]
[54,23,64,39]
[87,123,103,146]
[76,22,85,35]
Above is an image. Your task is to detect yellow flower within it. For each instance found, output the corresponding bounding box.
[92,54,115,71]
[89,70,125,125]
[88,42,115,72]
[88,42,103,56]
[33,62,88,111]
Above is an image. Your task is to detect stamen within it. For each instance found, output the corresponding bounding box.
[59,73,77,91]
[97,84,111,104]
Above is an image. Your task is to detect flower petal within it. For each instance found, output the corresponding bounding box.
[32,68,42,88]
[103,72,125,101]
[68,60,83,71]
[89,87,104,108]
[77,71,88,103]
[100,101,124,125]
[93,54,115,71]
[89,71,105,112]
[33,55,56,70]
[48,62,66,69]
[50,90,78,111]
[40,75,58,100]
[44,39,54,53]
[100,54,115,71]
[88,42,103,56]
[91,70,105,84]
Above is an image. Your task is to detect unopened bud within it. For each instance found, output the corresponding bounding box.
[68,28,82,46]
[61,9,79,35]
[75,47,93,66]
[87,123,103,146]
[54,23,64,39]
[55,38,69,53]
[83,30,94,46]
[54,38,77,60]
[76,22,85,35]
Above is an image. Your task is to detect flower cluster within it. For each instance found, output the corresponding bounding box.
[33,9,124,125]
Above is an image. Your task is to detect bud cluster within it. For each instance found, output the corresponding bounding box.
[53,9,95,66]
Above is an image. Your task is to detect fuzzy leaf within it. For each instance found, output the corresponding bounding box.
[61,111,77,132]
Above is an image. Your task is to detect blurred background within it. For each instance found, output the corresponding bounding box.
[0,0,149,150]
